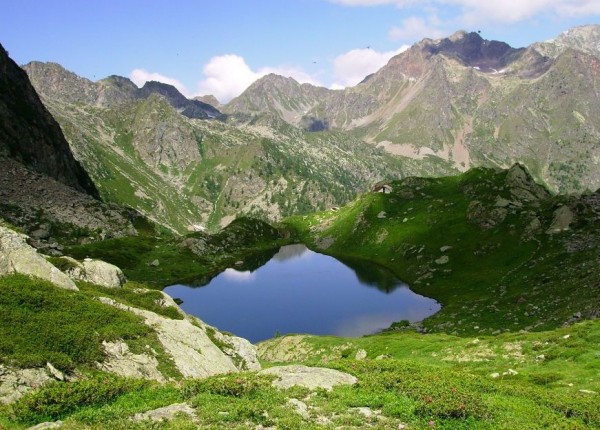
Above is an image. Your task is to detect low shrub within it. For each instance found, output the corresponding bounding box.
[11,374,147,424]
[181,373,273,398]
[0,274,151,371]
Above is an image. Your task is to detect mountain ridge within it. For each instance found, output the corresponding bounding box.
[224,26,600,194]
[23,61,222,120]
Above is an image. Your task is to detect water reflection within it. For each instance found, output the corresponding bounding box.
[272,243,310,261]
[222,268,256,282]
[165,244,440,343]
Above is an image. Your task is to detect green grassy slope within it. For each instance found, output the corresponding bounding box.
[285,165,600,335]
[40,94,456,234]
[64,217,292,287]
[2,319,598,429]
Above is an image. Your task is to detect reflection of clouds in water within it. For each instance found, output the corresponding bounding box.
[273,244,311,262]
[334,303,440,337]
[334,313,402,337]
[222,268,256,282]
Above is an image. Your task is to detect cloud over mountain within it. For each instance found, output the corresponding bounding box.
[196,54,320,103]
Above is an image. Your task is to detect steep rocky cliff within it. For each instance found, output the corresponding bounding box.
[0,45,136,243]
[0,43,97,196]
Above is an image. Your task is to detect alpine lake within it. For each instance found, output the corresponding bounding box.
[165,244,440,343]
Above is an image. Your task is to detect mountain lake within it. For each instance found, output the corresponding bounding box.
[164,244,440,343]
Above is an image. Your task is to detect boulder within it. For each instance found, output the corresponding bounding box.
[288,398,309,418]
[213,330,261,371]
[98,297,258,378]
[435,255,449,265]
[132,403,196,422]
[546,205,575,234]
[98,340,164,381]
[259,365,357,390]
[26,422,63,430]
[355,349,367,360]
[0,225,77,290]
[0,365,53,404]
[61,257,125,288]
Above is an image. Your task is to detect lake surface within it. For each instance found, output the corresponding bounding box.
[164,244,440,343]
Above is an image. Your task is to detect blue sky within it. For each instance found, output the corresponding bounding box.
[1,0,598,102]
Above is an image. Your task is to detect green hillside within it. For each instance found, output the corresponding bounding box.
[285,165,600,335]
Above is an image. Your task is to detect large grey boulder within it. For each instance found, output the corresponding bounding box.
[98,296,260,378]
[0,225,77,290]
[259,365,357,390]
[213,330,261,371]
[60,256,126,288]
[546,205,575,234]
[505,164,550,202]
[97,340,164,381]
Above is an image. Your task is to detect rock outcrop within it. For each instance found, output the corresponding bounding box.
[60,256,126,288]
[0,365,53,404]
[132,403,196,423]
[98,340,164,381]
[258,365,357,390]
[0,158,137,244]
[0,43,97,196]
[98,297,260,379]
[0,225,77,290]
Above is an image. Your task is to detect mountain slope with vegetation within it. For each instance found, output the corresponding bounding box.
[1,27,599,430]
[25,62,456,233]
[286,164,600,335]
[226,26,600,194]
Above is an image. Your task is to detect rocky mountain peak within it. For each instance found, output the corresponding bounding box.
[24,61,98,105]
[249,74,301,92]
[420,31,521,72]
[533,24,600,59]
[194,94,222,109]
[139,81,189,107]
[24,63,223,120]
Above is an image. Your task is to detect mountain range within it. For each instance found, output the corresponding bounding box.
[226,25,600,195]
[17,24,600,234]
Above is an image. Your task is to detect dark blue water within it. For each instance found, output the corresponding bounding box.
[164,244,440,343]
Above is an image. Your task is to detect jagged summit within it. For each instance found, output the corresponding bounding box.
[222,25,600,194]
[533,24,600,59]
[417,30,523,72]
[138,80,222,119]
[194,94,222,109]
[23,62,222,120]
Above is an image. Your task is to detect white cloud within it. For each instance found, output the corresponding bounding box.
[329,0,416,6]
[196,54,321,103]
[389,16,446,42]
[331,46,409,88]
[195,54,257,104]
[129,68,189,96]
[222,268,256,282]
[329,0,600,24]
[556,0,600,16]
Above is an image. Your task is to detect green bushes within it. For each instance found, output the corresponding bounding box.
[79,281,184,320]
[181,372,274,398]
[11,374,147,424]
[0,274,151,371]
[334,360,491,421]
